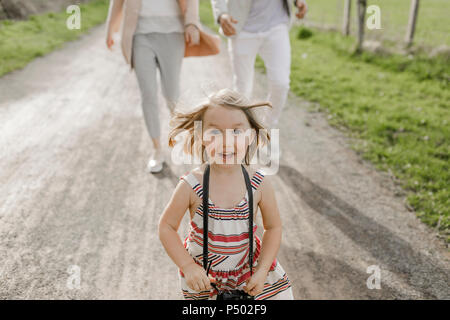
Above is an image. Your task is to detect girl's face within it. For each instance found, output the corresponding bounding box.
[202,105,255,166]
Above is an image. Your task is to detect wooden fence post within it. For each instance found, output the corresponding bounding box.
[356,0,367,53]
[405,0,420,47]
[343,0,352,36]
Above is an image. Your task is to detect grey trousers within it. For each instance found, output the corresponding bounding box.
[132,32,185,139]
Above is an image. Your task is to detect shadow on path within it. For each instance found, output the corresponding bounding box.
[278,164,449,299]
[151,162,184,187]
[280,245,402,299]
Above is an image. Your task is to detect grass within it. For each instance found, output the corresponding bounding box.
[0,0,109,76]
[304,0,450,48]
[286,28,449,240]
[199,0,449,242]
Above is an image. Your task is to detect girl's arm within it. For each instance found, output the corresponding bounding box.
[158,180,195,270]
[158,179,212,292]
[255,175,282,273]
[244,175,282,296]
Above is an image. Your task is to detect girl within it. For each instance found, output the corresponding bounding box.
[159,89,293,300]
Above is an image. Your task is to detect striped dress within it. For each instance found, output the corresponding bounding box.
[178,167,293,300]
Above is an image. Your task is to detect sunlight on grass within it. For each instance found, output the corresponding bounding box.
[0,0,109,76]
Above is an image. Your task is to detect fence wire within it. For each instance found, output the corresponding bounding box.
[301,0,449,49]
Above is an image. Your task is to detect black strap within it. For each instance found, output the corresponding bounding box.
[241,165,254,276]
[202,164,254,276]
[202,164,210,271]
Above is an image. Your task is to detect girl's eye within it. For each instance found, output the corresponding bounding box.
[232,128,243,135]
[203,129,222,140]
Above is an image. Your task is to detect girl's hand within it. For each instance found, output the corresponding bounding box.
[106,33,114,50]
[185,24,200,46]
[243,269,267,296]
[182,262,212,292]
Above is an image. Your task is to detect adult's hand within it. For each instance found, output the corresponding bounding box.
[106,32,114,50]
[185,24,200,46]
[219,13,238,36]
[296,0,308,19]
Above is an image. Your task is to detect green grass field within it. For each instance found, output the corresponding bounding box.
[0,0,109,77]
[199,0,449,241]
[286,29,449,239]
[304,0,450,48]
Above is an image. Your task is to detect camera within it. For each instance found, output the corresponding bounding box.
[211,282,254,300]
[216,289,255,300]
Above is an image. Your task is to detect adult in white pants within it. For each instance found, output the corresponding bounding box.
[210,0,307,128]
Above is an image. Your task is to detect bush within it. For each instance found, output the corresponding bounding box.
[297,27,313,40]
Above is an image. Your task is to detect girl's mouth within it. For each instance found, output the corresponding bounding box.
[217,152,235,162]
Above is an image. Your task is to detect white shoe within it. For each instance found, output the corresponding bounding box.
[147,149,164,173]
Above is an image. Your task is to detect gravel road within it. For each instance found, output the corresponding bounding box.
[0,25,448,299]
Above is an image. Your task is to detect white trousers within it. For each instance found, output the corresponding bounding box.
[228,23,291,128]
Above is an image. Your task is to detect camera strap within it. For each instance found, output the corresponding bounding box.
[203,164,254,276]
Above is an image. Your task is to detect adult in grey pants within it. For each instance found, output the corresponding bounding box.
[106,0,200,173]
[133,32,185,142]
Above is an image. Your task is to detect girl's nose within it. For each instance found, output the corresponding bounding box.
[222,134,235,149]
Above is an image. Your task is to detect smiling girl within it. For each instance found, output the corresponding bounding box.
[158,89,293,300]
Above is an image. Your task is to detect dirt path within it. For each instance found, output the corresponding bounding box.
[0,25,448,299]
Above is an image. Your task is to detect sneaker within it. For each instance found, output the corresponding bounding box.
[147,148,164,173]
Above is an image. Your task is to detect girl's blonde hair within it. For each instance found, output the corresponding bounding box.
[168,88,272,165]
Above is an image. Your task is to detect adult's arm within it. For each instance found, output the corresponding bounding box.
[106,0,124,37]
[185,0,201,29]
[210,0,228,25]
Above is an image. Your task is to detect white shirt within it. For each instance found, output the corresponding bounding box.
[139,0,182,17]
[242,0,289,33]
[135,0,184,34]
